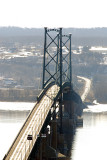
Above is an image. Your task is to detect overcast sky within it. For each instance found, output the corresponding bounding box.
[0,0,107,28]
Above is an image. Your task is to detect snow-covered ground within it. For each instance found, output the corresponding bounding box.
[77,76,91,101]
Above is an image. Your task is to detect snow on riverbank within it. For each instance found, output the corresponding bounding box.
[77,76,91,101]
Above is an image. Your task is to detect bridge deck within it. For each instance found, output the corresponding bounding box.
[4,85,59,160]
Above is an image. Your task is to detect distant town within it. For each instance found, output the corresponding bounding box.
[0,27,107,103]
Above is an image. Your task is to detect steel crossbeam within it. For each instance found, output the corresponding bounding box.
[42,27,61,88]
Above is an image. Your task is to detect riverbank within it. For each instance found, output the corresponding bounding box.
[0,88,41,102]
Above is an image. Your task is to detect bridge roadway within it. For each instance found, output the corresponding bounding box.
[4,84,60,160]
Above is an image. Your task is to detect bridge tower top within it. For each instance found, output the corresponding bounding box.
[42,27,72,89]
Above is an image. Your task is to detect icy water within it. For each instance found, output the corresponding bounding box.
[71,104,107,160]
[0,102,107,160]
[0,102,35,160]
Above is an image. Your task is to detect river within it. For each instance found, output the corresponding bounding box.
[0,102,107,160]
[71,104,107,160]
[0,102,35,160]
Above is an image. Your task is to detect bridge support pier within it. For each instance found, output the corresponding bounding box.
[50,120,57,150]
[33,120,66,160]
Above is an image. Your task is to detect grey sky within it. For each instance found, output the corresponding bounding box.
[0,0,107,28]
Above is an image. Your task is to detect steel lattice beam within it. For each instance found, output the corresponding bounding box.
[42,27,72,133]
[42,28,72,89]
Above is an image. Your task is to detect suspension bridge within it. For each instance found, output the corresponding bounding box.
[3,28,84,160]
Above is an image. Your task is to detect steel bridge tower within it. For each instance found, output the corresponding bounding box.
[42,27,72,132]
[42,27,72,88]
